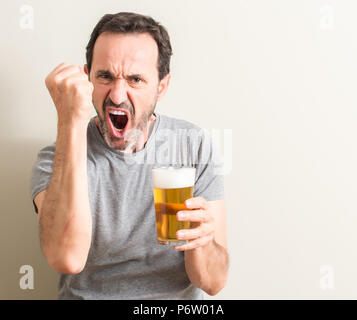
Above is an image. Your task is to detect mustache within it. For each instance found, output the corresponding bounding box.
[104,97,134,117]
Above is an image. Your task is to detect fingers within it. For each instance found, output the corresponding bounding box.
[59,74,91,89]
[185,196,208,210]
[174,234,214,251]
[51,62,69,74]
[176,221,214,241]
[175,205,214,240]
[46,63,85,86]
[173,196,215,251]
[53,65,86,83]
[46,68,91,96]
[177,209,211,223]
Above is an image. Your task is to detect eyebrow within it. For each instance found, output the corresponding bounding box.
[95,69,113,78]
[95,69,146,80]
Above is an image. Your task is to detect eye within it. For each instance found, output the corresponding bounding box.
[96,72,113,81]
[131,77,142,83]
[128,75,144,84]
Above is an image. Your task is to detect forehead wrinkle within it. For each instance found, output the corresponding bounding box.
[99,53,148,79]
[92,32,158,77]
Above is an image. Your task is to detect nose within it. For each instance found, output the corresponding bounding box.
[109,78,128,106]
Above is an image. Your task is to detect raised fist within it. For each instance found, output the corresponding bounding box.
[45,63,94,125]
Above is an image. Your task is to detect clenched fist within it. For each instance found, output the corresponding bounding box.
[45,63,94,125]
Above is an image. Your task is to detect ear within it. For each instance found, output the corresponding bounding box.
[157,73,171,102]
[84,64,90,80]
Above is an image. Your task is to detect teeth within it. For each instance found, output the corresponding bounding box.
[109,110,126,115]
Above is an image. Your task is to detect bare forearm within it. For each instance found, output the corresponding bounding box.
[184,240,229,295]
[40,121,92,273]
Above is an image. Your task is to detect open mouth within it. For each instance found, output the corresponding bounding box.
[107,107,130,138]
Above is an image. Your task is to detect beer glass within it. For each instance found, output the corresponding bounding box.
[152,166,196,245]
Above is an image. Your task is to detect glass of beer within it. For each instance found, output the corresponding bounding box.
[152,166,196,245]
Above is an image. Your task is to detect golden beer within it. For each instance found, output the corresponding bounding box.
[152,167,196,245]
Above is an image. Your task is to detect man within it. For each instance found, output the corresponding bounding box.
[31,12,228,299]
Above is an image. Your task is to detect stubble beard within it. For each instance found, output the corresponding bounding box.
[95,100,156,152]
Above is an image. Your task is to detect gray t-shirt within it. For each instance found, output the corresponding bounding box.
[30,113,224,300]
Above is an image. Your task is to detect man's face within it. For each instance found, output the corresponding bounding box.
[86,32,169,151]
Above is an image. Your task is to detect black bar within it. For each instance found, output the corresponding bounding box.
[0,300,352,319]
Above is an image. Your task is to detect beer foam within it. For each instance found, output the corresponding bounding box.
[152,167,196,189]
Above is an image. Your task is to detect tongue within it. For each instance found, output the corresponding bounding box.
[110,114,128,130]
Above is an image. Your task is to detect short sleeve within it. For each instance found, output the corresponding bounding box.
[30,143,55,213]
[193,130,225,201]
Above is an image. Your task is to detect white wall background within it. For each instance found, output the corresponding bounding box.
[1,0,356,299]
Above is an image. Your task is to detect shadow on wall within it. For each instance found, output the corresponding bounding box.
[0,138,58,299]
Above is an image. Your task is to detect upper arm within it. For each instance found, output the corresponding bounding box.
[208,199,227,250]
[34,189,47,220]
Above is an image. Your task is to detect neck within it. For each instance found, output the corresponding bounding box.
[130,114,156,153]
[94,114,156,153]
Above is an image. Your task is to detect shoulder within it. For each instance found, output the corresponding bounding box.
[156,113,202,131]
[37,142,56,159]
[155,114,215,150]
